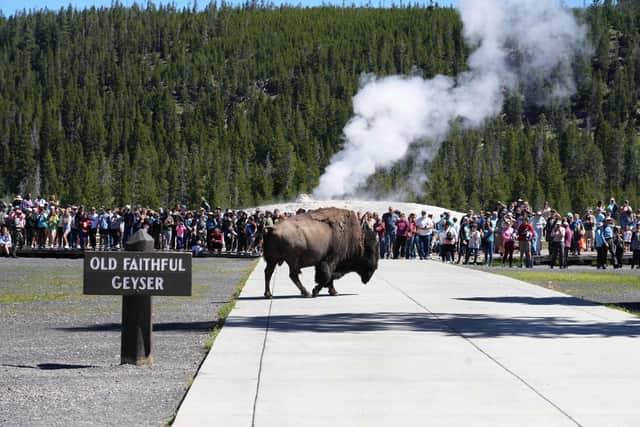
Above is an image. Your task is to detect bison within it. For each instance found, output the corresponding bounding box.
[262,208,379,299]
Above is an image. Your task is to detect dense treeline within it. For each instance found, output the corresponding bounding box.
[0,2,638,212]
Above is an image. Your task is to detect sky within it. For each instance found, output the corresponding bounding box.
[0,0,588,18]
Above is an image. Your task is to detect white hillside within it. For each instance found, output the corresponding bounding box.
[245,194,465,219]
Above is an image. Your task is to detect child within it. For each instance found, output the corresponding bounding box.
[623,224,632,252]
[192,240,203,257]
[175,221,186,250]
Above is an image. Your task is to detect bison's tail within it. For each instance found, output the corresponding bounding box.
[262,229,285,266]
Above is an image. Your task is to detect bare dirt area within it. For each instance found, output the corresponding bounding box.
[0,257,256,427]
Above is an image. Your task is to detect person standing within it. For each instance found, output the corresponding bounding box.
[110,208,122,249]
[530,211,546,256]
[98,208,111,249]
[583,209,595,251]
[613,227,625,269]
[415,211,433,260]
[595,222,606,269]
[563,221,573,269]
[10,207,26,250]
[602,217,616,268]
[373,214,386,259]
[457,216,471,264]
[502,220,515,268]
[440,222,456,263]
[549,222,565,269]
[47,207,59,248]
[406,213,418,259]
[60,208,72,249]
[175,221,186,250]
[482,215,495,266]
[35,207,48,249]
[123,205,135,245]
[517,216,535,268]
[467,223,482,265]
[382,207,398,259]
[88,207,99,250]
[394,213,410,259]
[79,211,91,249]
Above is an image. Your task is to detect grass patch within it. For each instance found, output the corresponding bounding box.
[0,292,68,304]
[492,270,640,287]
[203,259,258,351]
[491,269,640,317]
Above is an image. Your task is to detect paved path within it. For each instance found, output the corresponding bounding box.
[174,260,640,427]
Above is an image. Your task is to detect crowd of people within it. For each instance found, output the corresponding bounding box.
[365,198,640,270]
[0,194,284,257]
[2,193,640,270]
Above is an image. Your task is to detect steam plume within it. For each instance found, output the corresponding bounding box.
[313,0,588,200]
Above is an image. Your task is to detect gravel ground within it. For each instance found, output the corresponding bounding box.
[0,257,256,427]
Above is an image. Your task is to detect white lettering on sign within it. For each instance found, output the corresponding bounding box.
[89,256,118,271]
[111,276,165,291]
[123,257,186,272]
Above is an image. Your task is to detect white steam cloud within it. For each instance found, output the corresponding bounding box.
[313,0,588,200]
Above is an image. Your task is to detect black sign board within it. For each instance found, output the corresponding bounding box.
[83,251,192,296]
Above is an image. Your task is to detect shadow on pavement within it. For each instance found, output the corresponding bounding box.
[55,321,216,333]
[611,302,640,312]
[224,311,640,338]
[456,296,599,306]
[237,293,358,301]
[2,363,98,370]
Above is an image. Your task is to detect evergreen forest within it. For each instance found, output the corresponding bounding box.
[1,1,640,213]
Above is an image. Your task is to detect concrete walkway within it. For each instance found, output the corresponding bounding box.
[174,260,640,427]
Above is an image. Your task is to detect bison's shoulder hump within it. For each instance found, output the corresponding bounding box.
[305,208,359,230]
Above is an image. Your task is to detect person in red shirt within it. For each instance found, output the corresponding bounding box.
[80,213,92,249]
[208,227,224,254]
[373,214,386,259]
[563,222,573,269]
[394,213,410,259]
[517,216,536,268]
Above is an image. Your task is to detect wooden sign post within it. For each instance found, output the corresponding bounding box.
[83,229,192,365]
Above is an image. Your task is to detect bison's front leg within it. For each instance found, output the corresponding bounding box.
[313,262,332,297]
[264,261,276,299]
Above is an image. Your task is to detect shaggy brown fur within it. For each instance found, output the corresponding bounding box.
[262,208,379,299]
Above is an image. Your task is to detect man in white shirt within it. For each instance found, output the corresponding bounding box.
[415,211,434,259]
[530,211,547,256]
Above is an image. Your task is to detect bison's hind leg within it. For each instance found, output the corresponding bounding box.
[288,264,311,298]
[328,281,338,296]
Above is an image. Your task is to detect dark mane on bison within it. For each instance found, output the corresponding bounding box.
[262,207,379,299]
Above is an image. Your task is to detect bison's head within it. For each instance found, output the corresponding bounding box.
[358,228,380,284]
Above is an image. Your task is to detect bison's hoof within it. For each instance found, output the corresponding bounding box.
[302,291,311,298]
[264,292,272,299]
[329,288,338,296]
[312,286,321,297]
